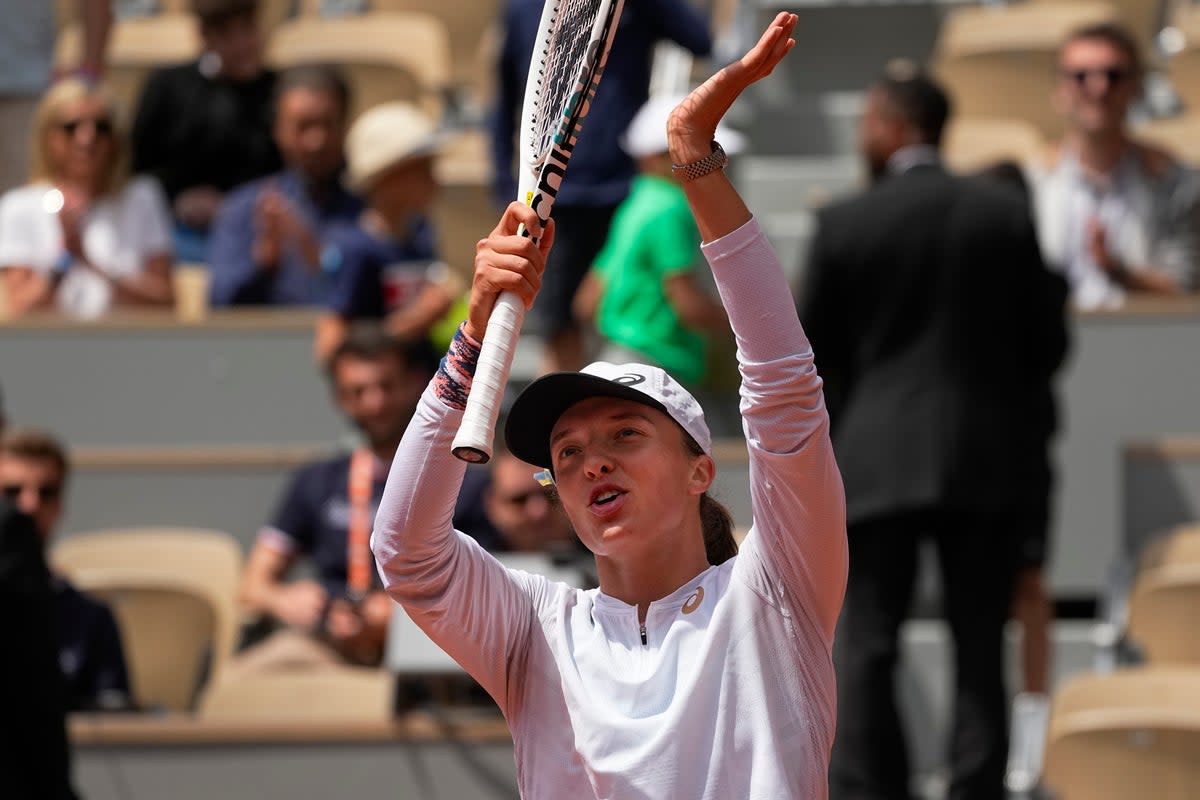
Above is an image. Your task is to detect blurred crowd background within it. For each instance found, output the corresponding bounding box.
[1,0,1199,798]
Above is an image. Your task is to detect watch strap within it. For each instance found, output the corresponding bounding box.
[671,140,728,182]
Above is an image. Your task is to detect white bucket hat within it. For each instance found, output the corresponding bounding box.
[345,101,445,191]
[621,92,747,159]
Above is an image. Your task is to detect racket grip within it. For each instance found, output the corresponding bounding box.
[451,291,526,463]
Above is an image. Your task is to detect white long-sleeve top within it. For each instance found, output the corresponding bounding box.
[372,217,848,800]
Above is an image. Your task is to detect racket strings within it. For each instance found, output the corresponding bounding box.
[528,0,605,164]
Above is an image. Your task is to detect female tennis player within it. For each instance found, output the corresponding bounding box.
[372,13,847,798]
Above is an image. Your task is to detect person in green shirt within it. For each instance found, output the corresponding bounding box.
[574,94,743,387]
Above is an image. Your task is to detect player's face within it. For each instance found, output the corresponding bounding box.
[0,456,65,542]
[549,396,712,562]
[274,87,347,183]
[1054,38,1137,136]
[485,452,573,552]
[332,354,421,448]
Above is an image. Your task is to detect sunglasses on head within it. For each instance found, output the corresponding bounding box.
[57,117,114,137]
[1,483,62,502]
[1061,66,1131,87]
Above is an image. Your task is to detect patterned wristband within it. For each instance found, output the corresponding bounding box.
[434,322,482,410]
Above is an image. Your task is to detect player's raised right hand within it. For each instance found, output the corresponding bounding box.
[465,202,556,341]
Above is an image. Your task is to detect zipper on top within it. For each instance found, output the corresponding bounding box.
[640,623,647,646]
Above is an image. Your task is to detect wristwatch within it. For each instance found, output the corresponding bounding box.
[671,140,728,182]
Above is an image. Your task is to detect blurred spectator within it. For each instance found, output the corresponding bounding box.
[208,65,362,306]
[1031,22,1200,309]
[455,447,575,555]
[131,0,282,263]
[0,1,112,193]
[975,160,1070,706]
[0,78,174,319]
[573,93,734,388]
[0,429,133,712]
[314,102,461,366]
[0,499,78,800]
[797,67,1069,800]
[230,325,431,675]
[491,0,712,372]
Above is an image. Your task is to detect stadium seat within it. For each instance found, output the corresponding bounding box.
[432,128,496,279]
[1126,558,1200,663]
[942,117,1046,174]
[155,0,294,33]
[1137,522,1200,570]
[1043,668,1200,799]
[50,528,243,710]
[266,11,452,121]
[932,2,1120,140]
[370,0,501,117]
[199,667,395,721]
[1029,0,1166,54]
[55,13,202,117]
[1167,7,1200,113]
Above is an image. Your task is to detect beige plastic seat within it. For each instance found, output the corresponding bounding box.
[56,13,202,116]
[1043,668,1200,799]
[942,118,1046,174]
[1137,523,1200,570]
[1126,560,1200,663]
[371,0,501,114]
[1167,8,1200,113]
[155,0,294,33]
[431,128,496,278]
[51,528,243,710]
[1028,0,1166,54]
[266,11,452,121]
[199,667,395,721]
[932,2,1120,140]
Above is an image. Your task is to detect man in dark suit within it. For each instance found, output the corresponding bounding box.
[0,500,77,799]
[798,66,1070,800]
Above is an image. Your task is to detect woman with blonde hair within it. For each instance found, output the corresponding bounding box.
[0,78,173,318]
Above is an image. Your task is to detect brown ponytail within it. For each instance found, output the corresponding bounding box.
[700,492,738,565]
[682,432,738,565]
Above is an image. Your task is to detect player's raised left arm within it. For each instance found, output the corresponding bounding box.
[673,13,848,639]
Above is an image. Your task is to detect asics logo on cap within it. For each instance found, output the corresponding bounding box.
[613,374,646,386]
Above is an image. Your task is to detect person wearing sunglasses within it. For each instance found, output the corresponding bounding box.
[1031,22,1200,309]
[0,78,175,318]
[0,429,132,712]
[477,447,577,555]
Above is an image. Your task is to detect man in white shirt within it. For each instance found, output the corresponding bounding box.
[1031,22,1200,309]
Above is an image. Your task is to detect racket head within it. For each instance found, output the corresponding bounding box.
[518,0,625,227]
[451,0,625,463]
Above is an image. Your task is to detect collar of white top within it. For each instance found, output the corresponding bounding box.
[887,144,941,176]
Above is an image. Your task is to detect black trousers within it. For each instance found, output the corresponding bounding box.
[829,508,1022,800]
[529,203,618,336]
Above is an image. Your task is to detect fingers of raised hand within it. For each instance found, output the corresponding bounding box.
[492,201,544,240]
[473,244,544,309]
[740,13,797,79]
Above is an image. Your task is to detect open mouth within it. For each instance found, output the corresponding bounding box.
[592,490,622,506]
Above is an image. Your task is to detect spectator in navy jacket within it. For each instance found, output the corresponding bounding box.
[208,64,362,306]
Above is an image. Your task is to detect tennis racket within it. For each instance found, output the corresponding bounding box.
[451,0,626,463]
